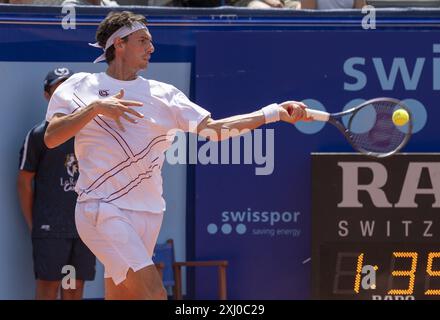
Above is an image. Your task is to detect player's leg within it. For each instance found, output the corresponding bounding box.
[105,277,126,300]
[130,211,167,299]
[105,265,166,300]
[139,211,164,264]
[104,211,166,300]
[75,201,165,300]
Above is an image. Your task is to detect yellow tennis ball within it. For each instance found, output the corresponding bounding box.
[392,109,409,126]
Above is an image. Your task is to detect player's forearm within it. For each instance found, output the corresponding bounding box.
[44,103,98,149]
[17,180,33,230]
[202,110,266,141]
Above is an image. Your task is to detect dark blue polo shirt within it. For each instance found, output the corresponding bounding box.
[19,121,79,238]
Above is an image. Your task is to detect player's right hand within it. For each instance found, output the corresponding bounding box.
[92,89,144,131]
[279,101,313,124]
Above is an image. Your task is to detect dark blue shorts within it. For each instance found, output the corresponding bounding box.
[32,237,96,281]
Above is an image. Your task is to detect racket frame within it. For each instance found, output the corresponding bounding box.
[326,97,413,158]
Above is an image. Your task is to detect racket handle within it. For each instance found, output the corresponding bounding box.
[305,108,330,122]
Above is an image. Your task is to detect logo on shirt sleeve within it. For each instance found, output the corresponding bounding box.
[99,89,110,97]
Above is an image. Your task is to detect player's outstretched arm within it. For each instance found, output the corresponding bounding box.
[44,89,144,149]
[196,101,309,141]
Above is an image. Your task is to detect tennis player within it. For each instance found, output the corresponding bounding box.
[44,10,309,300]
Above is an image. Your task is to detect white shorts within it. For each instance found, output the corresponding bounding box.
[75,200,163,285]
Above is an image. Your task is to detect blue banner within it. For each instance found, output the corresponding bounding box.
[194,30,439,299]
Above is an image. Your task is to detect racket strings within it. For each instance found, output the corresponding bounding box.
[349,102,408,154]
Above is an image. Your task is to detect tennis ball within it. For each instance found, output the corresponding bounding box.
[392,109,409,126]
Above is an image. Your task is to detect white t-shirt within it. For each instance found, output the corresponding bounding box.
[46,72,211,213]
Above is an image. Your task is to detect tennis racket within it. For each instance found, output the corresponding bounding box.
[304,97,413,158]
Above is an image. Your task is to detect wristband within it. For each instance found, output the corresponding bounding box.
[261,103,280,124]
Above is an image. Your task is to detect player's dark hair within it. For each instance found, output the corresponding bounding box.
[96,11,147,64]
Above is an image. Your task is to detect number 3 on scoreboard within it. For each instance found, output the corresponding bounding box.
[387,252,418,295]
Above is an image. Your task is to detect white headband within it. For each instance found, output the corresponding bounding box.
[89,21,147,63]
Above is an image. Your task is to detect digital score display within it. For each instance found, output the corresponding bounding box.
[311,154,440,300]
[318,244,440,299]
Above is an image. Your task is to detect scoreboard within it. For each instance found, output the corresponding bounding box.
[311,153,440,300]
